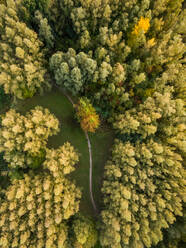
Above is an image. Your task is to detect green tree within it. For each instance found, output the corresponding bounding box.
[72,214,98,248]
[0,142,81,248]
[50,48,98,95]
[0,0,47,99]
[34,10,54,48]
[100,139,186,248]
[0,106,59,169]
[113,92,186,153]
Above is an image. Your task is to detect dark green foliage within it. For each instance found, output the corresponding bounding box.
[22,0,51,15]
[71,213,98,247]
[28,149,46,169]
[0,153,8,172]
[116,132,144,144]
[0,86,11,112]
[8,168,24,180]
[17,0,52,25]
[154,205,186,248]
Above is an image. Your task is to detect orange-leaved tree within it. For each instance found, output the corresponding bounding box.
[76,97,100,133]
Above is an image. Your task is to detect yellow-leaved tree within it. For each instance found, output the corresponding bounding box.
[0,142,82,248]
[0,106,59,169]
[76,97,100,133]
[0,0,47,99]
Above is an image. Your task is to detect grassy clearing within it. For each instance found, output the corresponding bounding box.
[15,88,114,216]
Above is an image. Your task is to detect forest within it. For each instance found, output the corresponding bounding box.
[0,0,185,247]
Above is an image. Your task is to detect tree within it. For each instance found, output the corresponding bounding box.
[76,97,100,133]
[72,214,98,248]
[34,10,54,48]
[44,142,79,177]
[0,106,59,169]
[20,0,53,18]
[100,139,186,248]
[0,142,81,248]
[113,92,186,153]
[50,48,98,96]
[0,0,47,99]
[48,0,185,115]
[155,204,186,248]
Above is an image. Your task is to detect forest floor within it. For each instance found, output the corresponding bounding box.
[15,88,114,216]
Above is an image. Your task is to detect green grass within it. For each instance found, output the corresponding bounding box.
[15,88,114,216]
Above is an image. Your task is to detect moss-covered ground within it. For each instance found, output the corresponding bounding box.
[15,88,114,216]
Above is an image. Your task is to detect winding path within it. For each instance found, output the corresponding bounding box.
[60,88,98,214]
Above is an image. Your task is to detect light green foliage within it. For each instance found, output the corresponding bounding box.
[72,214,98,248]
[0,0,47,99]
[0,143,81,248]
[50,48,98,95]
[44,143,79,176]
[0,106,59,169]
[113,92,186,152]
[0,0,185,247]
[100,139,186,248]
[48,0,185,114]
[35,10,54,48]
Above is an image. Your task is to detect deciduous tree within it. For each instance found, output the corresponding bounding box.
[100,139,186,248]
[0,142,81,248]
[0,106,59,169]
[0,0,47,99]
[76,97,100,133]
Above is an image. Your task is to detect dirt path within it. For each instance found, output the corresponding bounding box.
[60,88,98,214]
[85,131,98,214]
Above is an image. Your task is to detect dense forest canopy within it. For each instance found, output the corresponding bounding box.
[0,0,185,247]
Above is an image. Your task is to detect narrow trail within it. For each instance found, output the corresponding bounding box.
[59,87,98,214]
[85,131,98,214]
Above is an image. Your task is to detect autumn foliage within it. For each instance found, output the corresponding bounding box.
[76,98,100,133]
